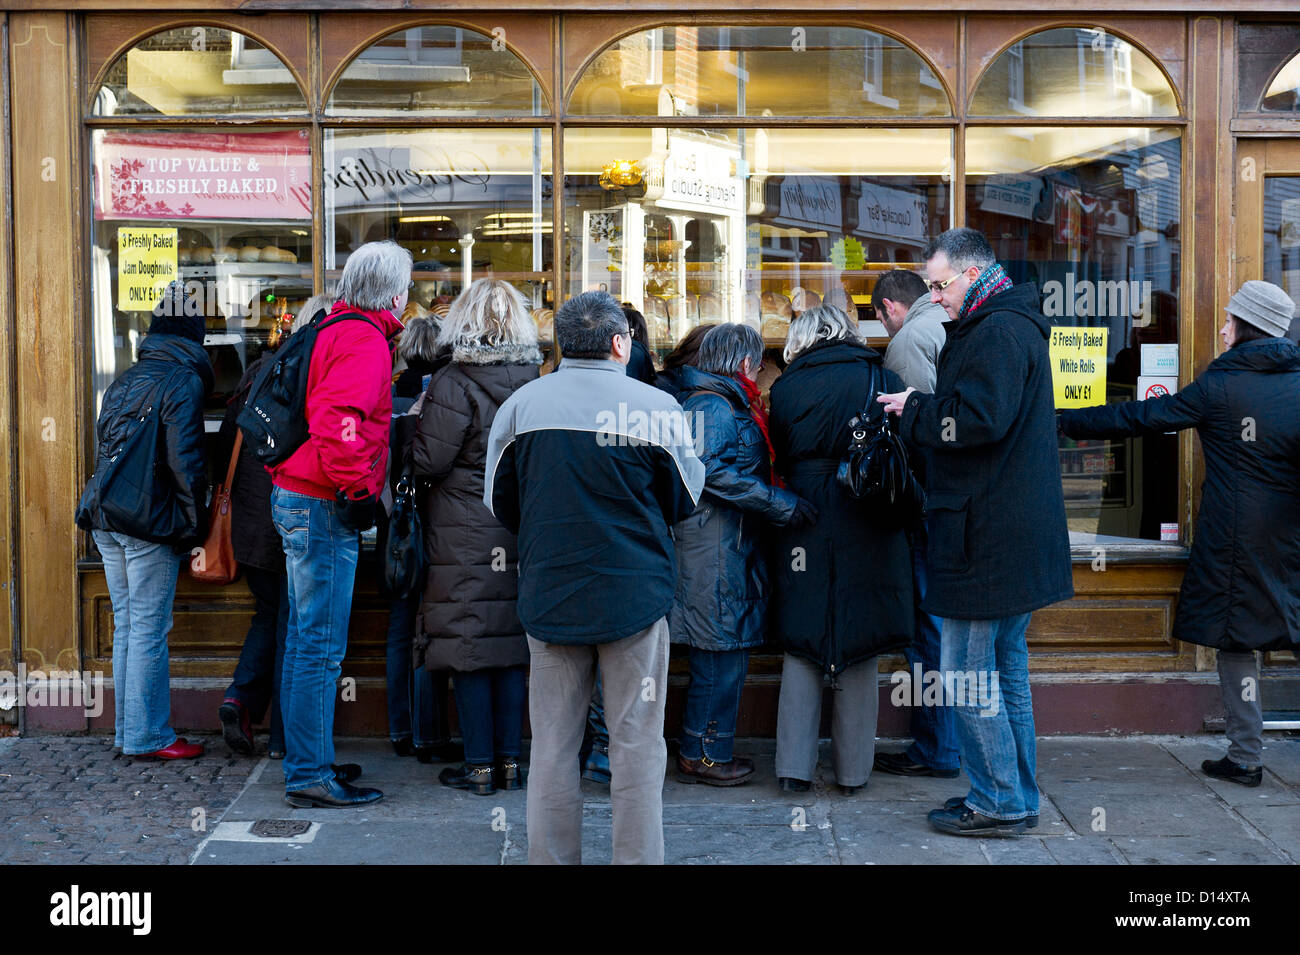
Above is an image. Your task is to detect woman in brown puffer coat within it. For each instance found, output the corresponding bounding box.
[411,278,542,795]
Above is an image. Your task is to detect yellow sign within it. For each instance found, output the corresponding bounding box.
[117,228,178,311]
[830,237,866,272]
[1050,326,1107,408]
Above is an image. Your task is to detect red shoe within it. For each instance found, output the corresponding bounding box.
[141,738,204,760]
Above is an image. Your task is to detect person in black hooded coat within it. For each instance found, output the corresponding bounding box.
[1061,281,1300,787]
[77,282,212,760]
[768,305,913,794]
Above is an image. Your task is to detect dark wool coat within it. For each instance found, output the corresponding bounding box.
[768,339,914,675]
[411,341,541,671]
[78,334,213,549]
[1061,337,1300,653]
[216,355,284,574]
[626,340,657,385]
[898,283,1074,620]
[669,367,799,651]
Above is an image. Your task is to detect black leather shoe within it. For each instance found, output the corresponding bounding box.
[928,803,1025,837]
[1202,756,1263,788]
[284,778,383,808]
[332,763,362,783]
[495,758,524,790]
[874,751,960,778]
[778,777,811,793]
[582,748,611,785]
[439,763,495,795]
[392,737,414,758]
[218,698,254,756]
[945,796,1037,829]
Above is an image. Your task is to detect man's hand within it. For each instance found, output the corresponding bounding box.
[335,490,378,532]
[877,387,917,415]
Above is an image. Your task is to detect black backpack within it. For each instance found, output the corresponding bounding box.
[236,309,375,466]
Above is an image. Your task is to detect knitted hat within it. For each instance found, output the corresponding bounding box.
[148,281,206,344]
[1225,280,1295,338]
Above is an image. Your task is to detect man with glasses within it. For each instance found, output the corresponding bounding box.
[878,227,1072,837]
[484,290,705,864]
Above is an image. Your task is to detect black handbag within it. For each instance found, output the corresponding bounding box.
[381,470,424,600]
[836,375,926,530]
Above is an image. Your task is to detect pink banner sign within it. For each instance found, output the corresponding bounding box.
[94,129,311,220]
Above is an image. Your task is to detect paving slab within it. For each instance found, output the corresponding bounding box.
[1231,804,1300,862]
[1111,836,1290,866]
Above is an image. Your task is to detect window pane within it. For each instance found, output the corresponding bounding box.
[328,26,545,116]
[563,127,951,357]
[93,27,306,116]
[1262,176,1300,333]
[967,126,1181,545]
[569,26,950,116]
[1238,23,1300,112]
[325,128,553,327]
[90,128,314,430]
[970,28,1177,117]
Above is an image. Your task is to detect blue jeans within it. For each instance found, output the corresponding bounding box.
[679,647,749,763]
[452,665,527,765]
[939,613,1037,821]
[93,530,184,755]
[224,565,287,752]
[272,487,360,792]
[906,527,960,773]
[385,590,437,745]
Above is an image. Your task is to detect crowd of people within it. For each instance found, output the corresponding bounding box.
[78,226,1300,863]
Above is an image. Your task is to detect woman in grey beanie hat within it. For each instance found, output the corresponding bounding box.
[1060,281,1300,787]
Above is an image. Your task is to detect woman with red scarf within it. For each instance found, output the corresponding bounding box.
[667,323,817,786]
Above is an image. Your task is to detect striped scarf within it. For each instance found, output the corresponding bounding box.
[960,263,1012,320]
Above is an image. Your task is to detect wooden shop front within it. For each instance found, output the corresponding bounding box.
[1,4,1297,737]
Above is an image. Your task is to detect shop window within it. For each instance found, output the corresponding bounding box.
[562,126,951,357]
[89,128,314,427]
[970,27,1176,117]
[327,26,546,116]
[324,128,553,334]
[93,27,306,116]
[1238,23,1300,112]
[966,127,1182,545]
[568,25,950,117]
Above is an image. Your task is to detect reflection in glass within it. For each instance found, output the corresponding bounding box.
[325,128,553,336]
[970,28,1177,117]
[328,26,544,116]
[570,26,950,117]
[563,127,950,355]
[967,126,1181,543]
[90,128,314,427]
[1262,176,1300,337]
[1262,54,1300,111]
[93,27,306,117]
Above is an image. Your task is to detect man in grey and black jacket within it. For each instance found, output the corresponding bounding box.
[484,290,705,865]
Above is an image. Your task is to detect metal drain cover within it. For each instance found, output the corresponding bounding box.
[250,819,312,838]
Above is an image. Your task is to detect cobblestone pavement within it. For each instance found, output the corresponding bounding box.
[2,734,1298,864]
[0,735,255,865]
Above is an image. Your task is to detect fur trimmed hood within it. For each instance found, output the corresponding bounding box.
[451,341,544,366]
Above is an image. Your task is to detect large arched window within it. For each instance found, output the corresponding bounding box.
[565,25,953,353]
[968,26,1183,547]
[88,27,312,429]
[570,25,950,117]
[323,26,553,327]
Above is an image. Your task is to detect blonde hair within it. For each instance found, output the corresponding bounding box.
[783,304,861,363]
[437,278,538,351]
[293,292,336,334]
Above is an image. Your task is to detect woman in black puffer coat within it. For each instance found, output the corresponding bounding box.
[1061,281,1300,786]
[669,324,811,787]
[768,305,913,795]
[411,279,542,795]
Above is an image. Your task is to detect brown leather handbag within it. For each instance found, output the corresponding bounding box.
[191,432,241,584]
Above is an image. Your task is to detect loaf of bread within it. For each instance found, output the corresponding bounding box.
[790,287,822,312]
[531,307,554,341]
[260,246,298,264]
[238,245,262,263]
[192,246,214,265]
[698,291,725,322]
[761,290,793,319]
[761,316,790,341]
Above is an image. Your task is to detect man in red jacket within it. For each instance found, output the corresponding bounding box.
[271,240,410,808]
